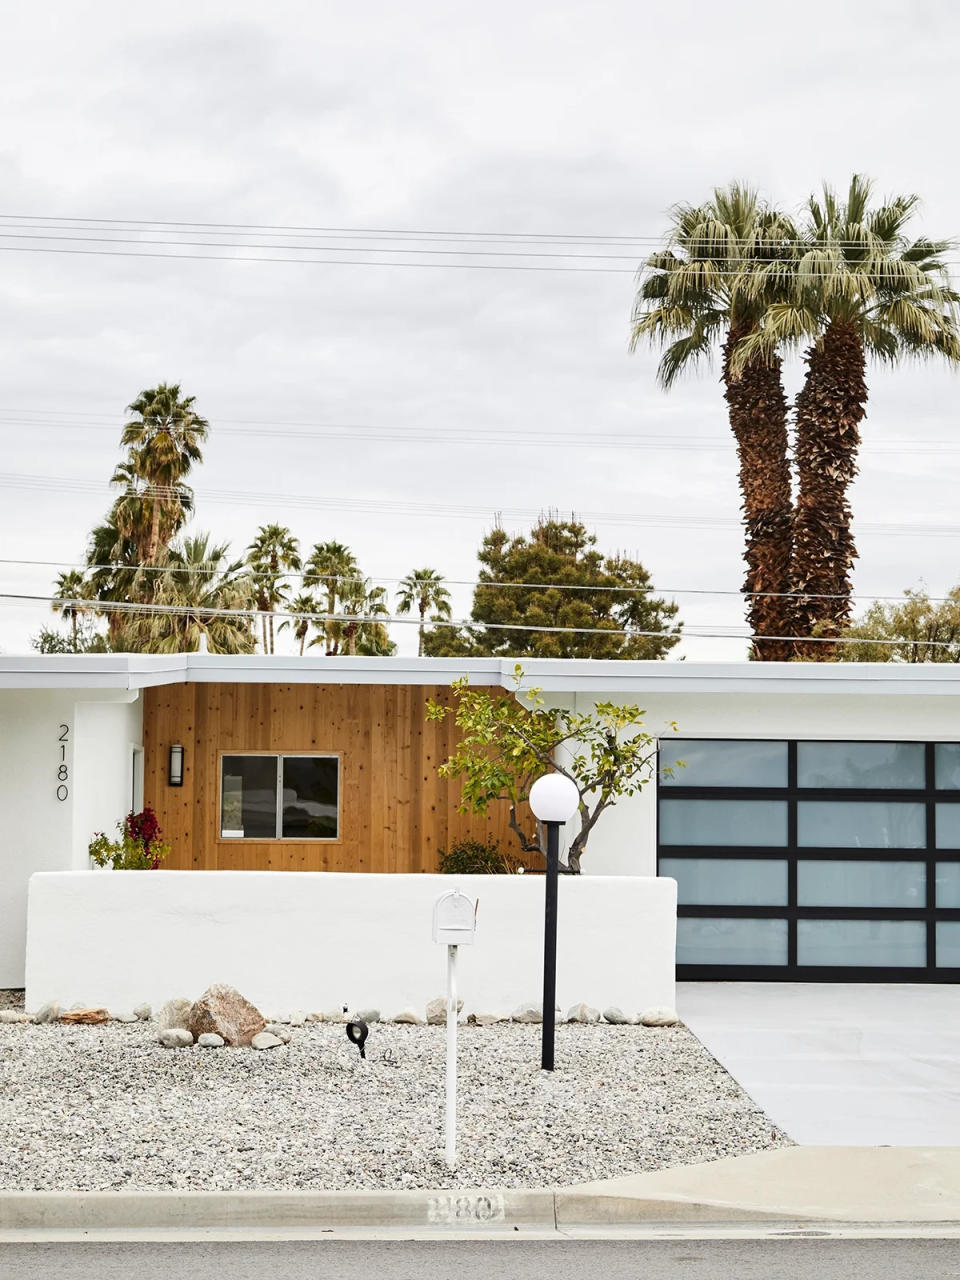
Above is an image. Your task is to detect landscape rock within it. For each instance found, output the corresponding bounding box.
[566,1003,601,1024]
[112,1012,138,1024]
[512,1003,543,1024]
[158,998,193,1032]
[324,1009,347,1023]
[133,1003,152,1022]
[158,1028,193,1048]
[426,996,463,1024]
[468,1012,507,1025]
[251,1031,284,1050]
[34,1002,61,1024]
[602,1007,632,1025]
[60,1008,110,1025]
[197,1033,225,1048]
[639,1007,680,1027]
[306,1012,324,1022]
[187,984,266,1048]
[392,1008,423,1025]
[355,1008,380,1023]
[263,1024,292,1044]
[0,1010,32,1024]
[288,1010,307,1026]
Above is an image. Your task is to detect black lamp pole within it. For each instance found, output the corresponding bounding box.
[541,818,560,1071]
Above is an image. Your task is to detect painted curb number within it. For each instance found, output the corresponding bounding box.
[427,1194,506,1225]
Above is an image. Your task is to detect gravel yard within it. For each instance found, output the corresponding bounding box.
[0,1008,791,1191]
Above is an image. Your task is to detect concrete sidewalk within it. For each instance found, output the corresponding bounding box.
[678,982,960,1145]
[3,1148,960,1234]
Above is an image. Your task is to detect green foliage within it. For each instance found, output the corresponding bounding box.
[837,587,960,662]
[437,839,519,875]
[88,808,171,870]
[423,516,680,660]
[427,665,674,872]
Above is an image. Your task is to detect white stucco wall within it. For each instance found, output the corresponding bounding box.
[554,690,960,878]
[0,689,142,987]
[25,870,677,1015]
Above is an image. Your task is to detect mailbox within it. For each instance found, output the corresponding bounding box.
[432,889,477,946]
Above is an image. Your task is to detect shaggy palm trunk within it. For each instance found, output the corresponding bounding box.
[722,330,794,661]
[791,321,866,660]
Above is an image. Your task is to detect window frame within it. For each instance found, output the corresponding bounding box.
[218,750,342,843]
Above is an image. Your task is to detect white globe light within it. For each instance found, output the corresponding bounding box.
[529,772,579,823]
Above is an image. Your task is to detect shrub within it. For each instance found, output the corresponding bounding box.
[88,807,171,869]
[437,839,520,875]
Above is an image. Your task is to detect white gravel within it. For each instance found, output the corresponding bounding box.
[0,1016,791,1191]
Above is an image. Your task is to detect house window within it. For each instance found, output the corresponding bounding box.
[220,754,339,840]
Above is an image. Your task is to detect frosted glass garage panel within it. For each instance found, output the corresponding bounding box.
[937,863,960,908]
[935,744,960,790]
[797,860,925,908]
[660,857,788,906]
[936,804,960,849]
[796,801,925,849]
[936,923,960,967]
[676,917,787,966]
[797,742,924,790]
[659,740,787,787]
[797,920,926,968]
[659,800,787,846]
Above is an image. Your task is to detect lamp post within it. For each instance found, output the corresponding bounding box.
[529,771,580,1071]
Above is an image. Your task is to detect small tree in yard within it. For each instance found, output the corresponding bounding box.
[426,666,675,874]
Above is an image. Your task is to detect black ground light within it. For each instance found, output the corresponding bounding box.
[346,1019,369,1059]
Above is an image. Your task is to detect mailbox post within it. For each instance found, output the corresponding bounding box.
[432,889,477,1169]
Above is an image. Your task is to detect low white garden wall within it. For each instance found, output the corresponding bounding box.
[25,871,676,1016]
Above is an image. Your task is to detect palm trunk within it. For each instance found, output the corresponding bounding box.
[146,498,162,563]
[722,329,795,661]
[268,610,275,655]
[418,603,426,657]
[791,321,866,660]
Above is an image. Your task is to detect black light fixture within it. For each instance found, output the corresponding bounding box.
[168,744,184,787]
[346,1019,369,1059]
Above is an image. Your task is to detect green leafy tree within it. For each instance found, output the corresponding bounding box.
[121,384,208,563]
[427,666,672,873]
[837,587,960,663]
[632,185,797,659]
[424,516,680,659]
[736,175,960,656]
[247,524,301,654]
[396,568,452,656]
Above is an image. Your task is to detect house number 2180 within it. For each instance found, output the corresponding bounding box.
[56,724,69,801]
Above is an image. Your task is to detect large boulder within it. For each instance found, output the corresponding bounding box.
[158,998,193,1031]
[187,984,266,1047]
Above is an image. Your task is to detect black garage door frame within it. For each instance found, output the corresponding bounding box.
[659,739,960,982]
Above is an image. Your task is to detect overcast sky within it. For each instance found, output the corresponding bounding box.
[2,0,959,659]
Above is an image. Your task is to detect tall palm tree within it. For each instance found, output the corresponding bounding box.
[337,577,392,656]
[737,176,960,656]
[278,592,318,656]
[305,541,360,655]
[632,185,799,660]
[121,385,208,563]
[119,533,256,654]
[246,525,301,654]
[52,569,91,650]
[396,568,452,656]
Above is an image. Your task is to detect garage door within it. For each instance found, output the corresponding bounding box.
[658,739,960,981]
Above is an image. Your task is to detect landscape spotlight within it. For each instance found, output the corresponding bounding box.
[346,1019,369,1059]
[529,771,579,1072]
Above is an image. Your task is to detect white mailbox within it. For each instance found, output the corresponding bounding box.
[432,889,477,946]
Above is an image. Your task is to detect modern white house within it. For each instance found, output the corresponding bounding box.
[4,653,960,994]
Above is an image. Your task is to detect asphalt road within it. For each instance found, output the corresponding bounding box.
[5,1238,960,1279]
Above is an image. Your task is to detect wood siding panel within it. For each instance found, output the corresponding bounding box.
[143,683,522,874]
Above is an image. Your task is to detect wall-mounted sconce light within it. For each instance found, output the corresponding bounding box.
[169,744,184,787]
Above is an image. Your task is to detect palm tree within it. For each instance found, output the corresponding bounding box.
[279,592,318,656]
[246,525,301,654]
[337,577,392,656]
[305,541,360,655]
[737,176,960,656]
[396,568,452,655]
[52,569,91,650]
[631,185,798,660]
[120,533,256,654]
[121,385,209,563]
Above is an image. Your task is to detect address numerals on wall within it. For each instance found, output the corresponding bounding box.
[57,723,70,801]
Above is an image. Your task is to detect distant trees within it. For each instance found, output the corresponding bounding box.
[247,525,301,655]
[423,516,680,659]
[396,569,452,655]
[837,588,960,663]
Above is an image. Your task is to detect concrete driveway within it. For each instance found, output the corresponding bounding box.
[677,982,960,1146]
